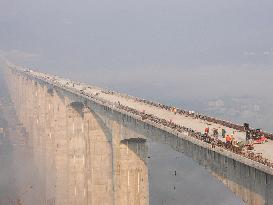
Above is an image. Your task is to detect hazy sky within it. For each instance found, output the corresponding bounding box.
[1,0,273,129]
[0,1,272,204]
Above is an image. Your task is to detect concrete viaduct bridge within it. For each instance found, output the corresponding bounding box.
[2,64,273,205]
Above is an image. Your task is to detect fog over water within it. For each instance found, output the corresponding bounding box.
[0,0,272,204]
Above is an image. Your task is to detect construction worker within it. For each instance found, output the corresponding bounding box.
[244,123,251,141]
[225,134,232,148]
[221,128,226,138]
[231,134,236,145]
[246,130,251,141]
[213,128,219,139]
[205,127,209,135]
[173,107,177,115]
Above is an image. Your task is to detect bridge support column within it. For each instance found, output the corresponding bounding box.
[37,85,47,201]
[24,78,33,146]
[66,103,85,205]
[32,82,40,171]
[83,109,114,205]
[44,88,56,204]
[53,94,69,205]
[112,122,149,205]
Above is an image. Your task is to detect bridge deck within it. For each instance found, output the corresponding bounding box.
[26,69,273,164]
[82,86,273,163]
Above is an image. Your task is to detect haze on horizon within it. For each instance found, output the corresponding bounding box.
[0,1,273,205]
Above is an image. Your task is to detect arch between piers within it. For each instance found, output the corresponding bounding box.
[54,89,150,205]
